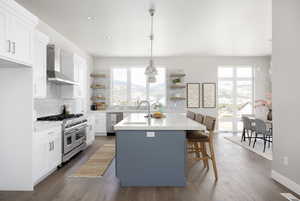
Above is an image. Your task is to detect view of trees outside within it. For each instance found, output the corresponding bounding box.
[218,66,253,132]
[111,68,128,106]
[149,68,166,104]
[111,67,166,106]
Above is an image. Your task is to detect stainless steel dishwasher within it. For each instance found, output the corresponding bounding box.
[106,112,123,135]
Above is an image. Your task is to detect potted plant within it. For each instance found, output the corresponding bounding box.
[172,78,181,84]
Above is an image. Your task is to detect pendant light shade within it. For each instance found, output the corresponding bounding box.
[145,8,157,83]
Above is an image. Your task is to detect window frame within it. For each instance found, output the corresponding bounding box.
[218,65,255,132]
[110,67,167,106]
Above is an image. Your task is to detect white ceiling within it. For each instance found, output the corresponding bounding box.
[16,0,272,57]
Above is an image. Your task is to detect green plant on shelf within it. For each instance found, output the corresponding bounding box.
[172,78,181,84]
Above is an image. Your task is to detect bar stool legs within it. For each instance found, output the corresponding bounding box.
[208,139,218,180]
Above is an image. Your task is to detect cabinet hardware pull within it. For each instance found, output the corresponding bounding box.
[49,142,52,151]
[52,141,54,150]
[7,40,11,53]
[12,42,16,54]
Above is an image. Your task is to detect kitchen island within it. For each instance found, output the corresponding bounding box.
[114,113,206,187]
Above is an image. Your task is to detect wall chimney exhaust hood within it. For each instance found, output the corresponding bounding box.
[47,44,78,85]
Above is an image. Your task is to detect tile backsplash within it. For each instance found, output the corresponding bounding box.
[34,82,83,118]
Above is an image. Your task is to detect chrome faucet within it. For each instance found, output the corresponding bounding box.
[137,100,151,119]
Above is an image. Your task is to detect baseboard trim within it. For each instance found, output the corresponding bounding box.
[272,170,300,196]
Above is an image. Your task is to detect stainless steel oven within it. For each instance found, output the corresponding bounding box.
[62,119,88,163]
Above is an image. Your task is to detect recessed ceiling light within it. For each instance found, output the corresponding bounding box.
[87,16,94,20]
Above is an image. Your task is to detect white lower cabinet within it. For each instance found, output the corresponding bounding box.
[94,113,107,135]
[33,127,62,185]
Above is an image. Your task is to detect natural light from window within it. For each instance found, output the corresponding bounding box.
[111,67,166,106]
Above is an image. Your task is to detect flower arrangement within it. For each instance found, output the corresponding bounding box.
[255,93,272,120]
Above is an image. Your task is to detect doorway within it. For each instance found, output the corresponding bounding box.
[218,66,254,133]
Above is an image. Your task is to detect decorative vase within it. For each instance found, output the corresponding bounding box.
[267,109,272,121]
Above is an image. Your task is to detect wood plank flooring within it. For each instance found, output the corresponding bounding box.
[0,134,296,201]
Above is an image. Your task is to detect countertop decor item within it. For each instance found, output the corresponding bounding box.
[145,7,158,83]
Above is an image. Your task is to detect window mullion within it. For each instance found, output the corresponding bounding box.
[127,68,131,106]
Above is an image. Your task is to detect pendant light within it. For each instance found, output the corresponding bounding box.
[145,8,158,83]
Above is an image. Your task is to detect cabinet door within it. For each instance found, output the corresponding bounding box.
[94,114,107,133]
[11,15,33,65]
[33,32,48,98]
[0,8,9,58]
[48,129,62,170]
[33,132,49,183]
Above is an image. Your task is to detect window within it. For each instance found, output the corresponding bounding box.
[218,66,254,133]
[111,67,166,106]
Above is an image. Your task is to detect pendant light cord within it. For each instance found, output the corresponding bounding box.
[149,8,154,60]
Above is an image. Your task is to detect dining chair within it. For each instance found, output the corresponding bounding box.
[253,119,273,152]
[241,116,255,145]
[187,115,218,180]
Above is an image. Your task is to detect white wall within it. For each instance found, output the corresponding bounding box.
[94,56,271,118]
[0,66,33,190]
[34,21,94,116]
[272,0,300,194]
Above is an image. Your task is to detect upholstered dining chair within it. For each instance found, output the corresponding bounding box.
[253,119,273,152]
[187,115,218,180]
[241,116,255,145]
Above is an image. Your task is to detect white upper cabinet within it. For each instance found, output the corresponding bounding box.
[0,0,38,66]
[61,54,87,99]
[33,31,49,98]
[0,7,9,58]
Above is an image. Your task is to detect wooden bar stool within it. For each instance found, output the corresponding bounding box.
[187,116,218,180]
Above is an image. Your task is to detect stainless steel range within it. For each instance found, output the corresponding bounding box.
[37,114,88,164]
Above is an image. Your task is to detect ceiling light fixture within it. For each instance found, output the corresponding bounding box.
[145,7,157,83]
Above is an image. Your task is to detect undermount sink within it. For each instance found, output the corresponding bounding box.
[122,121,147,125]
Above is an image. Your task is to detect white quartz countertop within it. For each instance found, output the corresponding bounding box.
[114,113,206,131]
[34,121,62,132]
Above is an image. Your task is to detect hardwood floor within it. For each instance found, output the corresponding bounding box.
[0,134,296,201]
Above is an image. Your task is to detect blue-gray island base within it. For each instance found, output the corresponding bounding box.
[116,130,186,187]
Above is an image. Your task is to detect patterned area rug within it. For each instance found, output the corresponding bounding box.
[70,144,115,177]
[224,135,272,160]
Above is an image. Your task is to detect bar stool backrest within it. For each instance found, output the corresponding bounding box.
[187,111,196,120]
[195,113,205,124]
[204,116,216,132]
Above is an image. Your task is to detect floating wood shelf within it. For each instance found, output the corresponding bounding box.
[90,73,106,78]
[170,73,186,77]
[170,97,186,101]
[91,96,106,101]
[170,84,186,89]
[90,84,106,89]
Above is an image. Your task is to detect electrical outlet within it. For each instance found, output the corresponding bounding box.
[283,156,289,166]
[146,132,155,137]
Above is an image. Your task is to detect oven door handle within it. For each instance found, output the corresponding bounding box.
[65,125,87,135]
[65,123,87,132]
